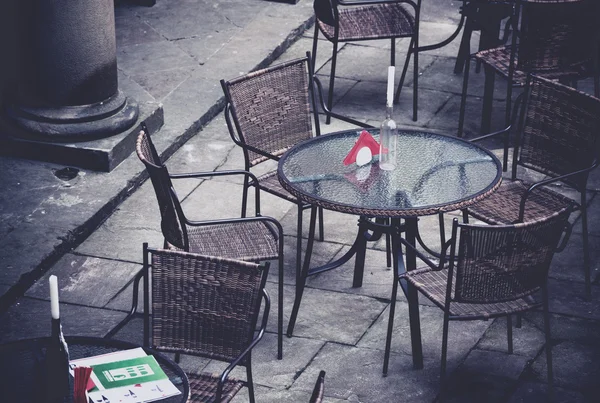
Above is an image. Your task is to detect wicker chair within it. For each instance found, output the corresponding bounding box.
[457,0,600,137]
[312,0,421,122]
[220,54,372,342]
[309,370,326,403]
[142,244,270,403]
[465,74,600,298]
[384,210,572,399]
[106,124,286,359]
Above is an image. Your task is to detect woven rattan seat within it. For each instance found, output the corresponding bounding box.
[457,0,599,137]
[106,123,285,361]
[316,3,414,42]
[406,266,538,318]
[475,45,591,85]
[464,74,600,298]
[145,246,271,403]
[170,221,279,261]
[187,373,244,403]
[312,0,421,122]
[385,210,573,399]
[466,180,573,225]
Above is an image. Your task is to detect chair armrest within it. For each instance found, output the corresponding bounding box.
[518,161,598,221]
[216,289,270,400]
[170,169,263,215]
[312,75,373,129]
[470,91,524,143]
[397,237,452,272]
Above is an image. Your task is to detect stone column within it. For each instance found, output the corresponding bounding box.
[6,0,138,140]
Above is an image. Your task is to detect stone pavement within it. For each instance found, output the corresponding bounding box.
[1,1,599,402]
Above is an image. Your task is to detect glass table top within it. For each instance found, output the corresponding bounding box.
[278,129,502,217]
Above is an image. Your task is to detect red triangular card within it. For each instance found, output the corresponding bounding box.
[343,130,381,166]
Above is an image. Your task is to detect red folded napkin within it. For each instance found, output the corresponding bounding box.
[73,366,94,403]
[343,130,380,166]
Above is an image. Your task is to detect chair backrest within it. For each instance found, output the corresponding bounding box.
[146,247,269,364]
[314,0,336,26]
[309,370,326,403]
[513,74,600,188]
[135,128,188,250]
[450,207,571,305]
[516,0,596,73]
[221,56,314,168]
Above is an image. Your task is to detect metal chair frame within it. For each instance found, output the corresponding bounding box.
[142,244,270,403]
[385,211,572,400]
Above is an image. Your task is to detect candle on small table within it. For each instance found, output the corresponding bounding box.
[49,275,60,320]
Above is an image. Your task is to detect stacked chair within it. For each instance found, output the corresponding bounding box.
[457,0,599,137]
[465,74,600,298]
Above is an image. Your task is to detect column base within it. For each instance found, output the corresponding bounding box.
[6,91,139,141]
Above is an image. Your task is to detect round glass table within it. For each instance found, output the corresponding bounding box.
[278,128,502,370]
[0,336,190,403]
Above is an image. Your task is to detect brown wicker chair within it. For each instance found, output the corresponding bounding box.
[312,0,421,122]
[309,370,326,403]
[465,74,600,298]
[457,0,600,137]
[106,124,286,359]
[220,54,373,342]
[384,209,573,399]
[142,244,270,403]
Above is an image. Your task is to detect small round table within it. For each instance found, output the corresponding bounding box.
[278,128,502,370]
[0,336,190,403]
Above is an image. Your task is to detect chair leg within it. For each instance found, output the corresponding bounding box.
[246,360,256,403]
[394,38,414,105]
[440,312,451,397]
[383,230,401,376]
[581,189,591,299]
[287,206,317,337]
[104,269,144,339]
[454,17,474,74]
[507,315,513,354]
[318,206,325,242]
[278,252,284,360]
[412,41,418,121]
[542,285,555,401]
[296,205,304,287]
[457,56,471,138]
[462,209,469,223]
[326,42,339,125]
[481,65,495,134]
[311,23,319,75]
[391,38,396,66]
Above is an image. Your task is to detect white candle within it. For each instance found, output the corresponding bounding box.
[49,275,60,320]
[386,66,395,107]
